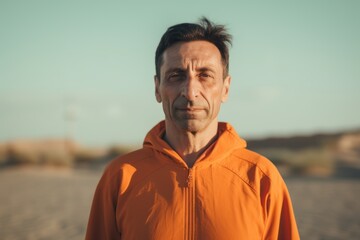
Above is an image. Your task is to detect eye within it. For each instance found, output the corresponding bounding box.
[169,72,179,78]
[200,73,209,77]
[167,72,185,81]
[199,72,213,79]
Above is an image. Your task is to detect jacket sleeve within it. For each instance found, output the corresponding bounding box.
[262,175,300,240]
[85,165,122,240]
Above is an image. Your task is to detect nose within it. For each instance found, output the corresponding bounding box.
[181,75,199,100]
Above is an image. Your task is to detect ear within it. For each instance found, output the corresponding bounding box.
[154,75,162,103]
[221,75,231,102]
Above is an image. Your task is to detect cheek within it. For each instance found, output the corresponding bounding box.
[208,93,223,112]
[160,92,175,112]
[161,88,179,102]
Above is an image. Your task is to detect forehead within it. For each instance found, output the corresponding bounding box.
[161,41,222,70]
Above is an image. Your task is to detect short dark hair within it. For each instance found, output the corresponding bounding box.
[155,17,232,78]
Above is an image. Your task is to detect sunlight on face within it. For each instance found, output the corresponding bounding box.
[155,41,231,134]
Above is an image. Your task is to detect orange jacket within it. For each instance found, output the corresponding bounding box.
[85,121,300,240]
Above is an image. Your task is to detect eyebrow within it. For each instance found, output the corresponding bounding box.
[164,68,186,76]
[197,67,216,73]
[165,66,216,76]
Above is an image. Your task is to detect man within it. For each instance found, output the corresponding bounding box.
[85,18,300,240]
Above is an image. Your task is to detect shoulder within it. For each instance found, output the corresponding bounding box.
[97,146,169,194]
[101,147,156,178]
[218,148,285,193]
[221,148,281,179]
[107,147,153,167]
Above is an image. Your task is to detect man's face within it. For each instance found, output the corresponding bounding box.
[155,41,231,134]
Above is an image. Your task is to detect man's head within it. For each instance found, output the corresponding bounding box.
[154,18,233,134]
[155,17,232,79]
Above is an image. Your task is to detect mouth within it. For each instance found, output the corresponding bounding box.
[176,107,203,112]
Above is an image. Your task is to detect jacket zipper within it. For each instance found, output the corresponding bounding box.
[185,168,195,240]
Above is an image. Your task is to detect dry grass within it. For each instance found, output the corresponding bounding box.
[0,139,134,168]
[5,140,76,167]
[107,145,137,159]
[1,131,359,179]
[0,143,8,165]
[256,147,335,176]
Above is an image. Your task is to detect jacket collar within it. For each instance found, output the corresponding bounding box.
[143,121,247,166]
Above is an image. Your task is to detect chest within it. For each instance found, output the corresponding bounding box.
[117,165,265,240]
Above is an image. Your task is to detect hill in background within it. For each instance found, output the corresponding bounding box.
[247,129,360,177]
[1,128,359,177]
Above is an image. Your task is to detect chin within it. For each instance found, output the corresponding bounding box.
[177,119,207,133]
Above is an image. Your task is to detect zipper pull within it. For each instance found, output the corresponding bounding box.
[187,168,193,187]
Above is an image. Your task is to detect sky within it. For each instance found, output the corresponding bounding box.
[0,0,359,146]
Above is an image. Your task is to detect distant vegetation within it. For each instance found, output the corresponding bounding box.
[1,129,359,177]
[0,139,136,168]
[247,129,360,177]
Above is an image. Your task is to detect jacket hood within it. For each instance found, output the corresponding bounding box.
[143,121,247,166]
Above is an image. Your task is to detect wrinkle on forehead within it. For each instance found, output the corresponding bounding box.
[161,41,222,74]
[182,59,216,72]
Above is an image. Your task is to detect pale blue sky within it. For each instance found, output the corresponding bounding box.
[1,1,359,146]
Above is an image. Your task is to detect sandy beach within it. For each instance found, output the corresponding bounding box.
[0,166,359,240]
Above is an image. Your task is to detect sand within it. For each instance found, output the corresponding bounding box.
[0,167,359,240]
[0,167,100,240]
[288,177,360,239]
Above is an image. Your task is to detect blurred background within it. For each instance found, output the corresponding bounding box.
[0,1,359,239]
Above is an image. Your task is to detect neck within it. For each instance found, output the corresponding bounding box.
[163,121,218,167]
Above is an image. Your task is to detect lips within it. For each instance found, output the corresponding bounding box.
[175,108,205,121]
[174,100,206,114]
[177,107,203,111]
